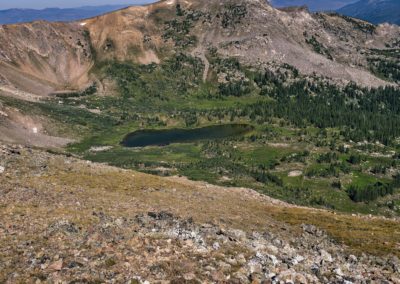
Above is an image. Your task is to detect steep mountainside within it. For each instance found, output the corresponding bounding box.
[0,22,93,95]
[84,0,397,87]
[0,0,399,98]
[338,0,400,25]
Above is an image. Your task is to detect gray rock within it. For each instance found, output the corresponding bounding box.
[236,254,247,265]
[48,220,79,235]
[266,244,279,254]
[348,254,358,264]
[229,229,247,241]
[267,254,279,266]
[291,255,305,266]
[320,249,333,263]
[212,242,220,250]
[272,238,283,247]
[183,272,196,281]
[232,271,249,283]
[248,258,263,274]
[218,261,231,272]
[225,256,238,266]
[115,218,124,227]
[388,256,400,272]
[311,263,320,275]
[302,224,324,237]
[334,267,344,277]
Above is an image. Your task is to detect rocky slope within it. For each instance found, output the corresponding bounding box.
[0,102,73,148]
[1,143,399,283]
[0,21,93,96]
[0,0,399,98]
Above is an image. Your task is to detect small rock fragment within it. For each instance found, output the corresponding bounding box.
[48,259,63,271]
[320,249,333,262]
[212,242,220,250]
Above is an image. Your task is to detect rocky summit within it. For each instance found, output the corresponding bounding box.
[0,0,400,283]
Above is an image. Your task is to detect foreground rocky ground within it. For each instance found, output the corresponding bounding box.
[0,143,399,283]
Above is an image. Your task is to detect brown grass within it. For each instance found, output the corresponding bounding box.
[2,153,400,258]
[269,207,400,256]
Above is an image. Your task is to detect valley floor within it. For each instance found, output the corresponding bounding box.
[1,143,399,283]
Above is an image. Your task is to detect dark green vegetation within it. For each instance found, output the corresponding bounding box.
[163,5,204,48]
[304,32,333,60]
[221,4,247,28]
[368,49,400,83]
[55,84,97,99]
[348,182,394,202]
[338,14,376,34]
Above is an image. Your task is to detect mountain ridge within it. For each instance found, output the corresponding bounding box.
[337,0,400,25]
[0,5,133,25]
[271,0,358,11]
[0,0,398,98]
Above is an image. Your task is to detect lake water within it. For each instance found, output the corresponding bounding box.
[121,124,253,147]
